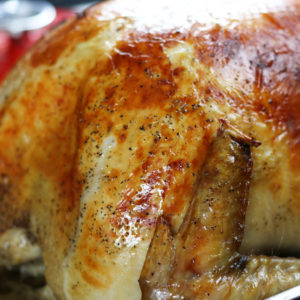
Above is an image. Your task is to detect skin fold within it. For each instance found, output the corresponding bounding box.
[0,0,300,299]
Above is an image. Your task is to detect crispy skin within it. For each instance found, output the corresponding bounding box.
[140,128,300,299]
[0,0,300,299]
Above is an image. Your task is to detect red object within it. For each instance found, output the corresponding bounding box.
[0,8,75,82]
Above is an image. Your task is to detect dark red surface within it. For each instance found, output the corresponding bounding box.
[0,8,75,82]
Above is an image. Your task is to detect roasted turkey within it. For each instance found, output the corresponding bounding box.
[0,0,300,299]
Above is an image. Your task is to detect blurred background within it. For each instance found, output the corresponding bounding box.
[0,0,99,82]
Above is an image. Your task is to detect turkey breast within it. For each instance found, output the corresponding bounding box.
[0,0,300,299]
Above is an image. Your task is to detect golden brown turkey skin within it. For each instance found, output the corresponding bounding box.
[0,0,300,299]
